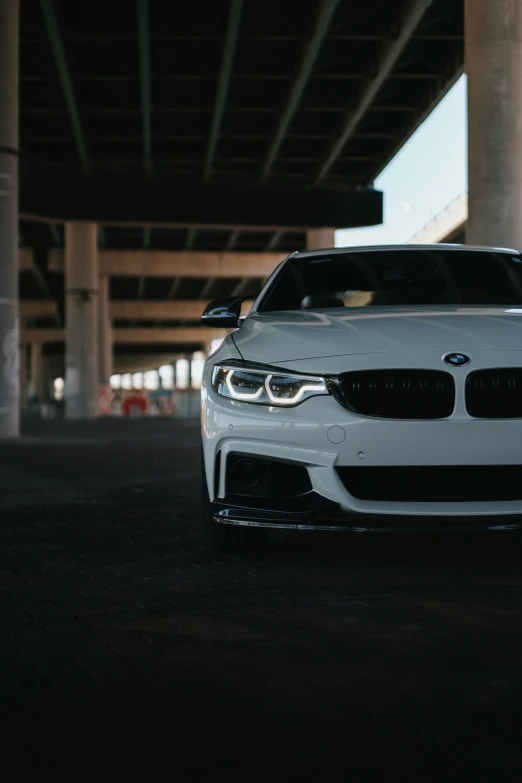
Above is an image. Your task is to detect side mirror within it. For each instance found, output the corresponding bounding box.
[200,298,244,328]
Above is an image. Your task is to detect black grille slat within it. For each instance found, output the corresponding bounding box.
[337,466,522,502]
[337,370,455,419]
[466,369,522,418]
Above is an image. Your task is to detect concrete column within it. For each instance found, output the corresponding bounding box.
[64,222,99,419]
[466,0,522,247]
[30,341,44,401]
[98,275,112,384]
[0,0,19,438]
[306,228,336,250]
[43,356,53,403]
[19,342,27,411]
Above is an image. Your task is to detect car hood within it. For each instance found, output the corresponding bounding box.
[233,306,522,363]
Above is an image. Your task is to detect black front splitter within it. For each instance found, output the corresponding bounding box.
[213,505,522,533]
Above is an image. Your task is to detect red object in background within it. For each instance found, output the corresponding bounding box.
[121,392,148,416]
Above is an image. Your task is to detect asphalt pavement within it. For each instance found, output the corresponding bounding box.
[1,416,522,782]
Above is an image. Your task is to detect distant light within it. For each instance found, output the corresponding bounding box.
[121,373,133,390]
[132,372,143,389]
[176,359,189,389]
[159,365,174,388]
[401,201,412,212]
[191,357,204,390]
[143,370,159,390]
[54,377,64,401]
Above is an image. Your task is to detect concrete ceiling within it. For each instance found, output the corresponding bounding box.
[18,0,464,355]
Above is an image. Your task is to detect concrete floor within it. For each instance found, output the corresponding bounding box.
[1,418,522,781]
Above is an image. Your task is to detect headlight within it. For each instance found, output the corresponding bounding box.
[212,363,329,406]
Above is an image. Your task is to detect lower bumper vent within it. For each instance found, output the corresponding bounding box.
[336,466,522,502]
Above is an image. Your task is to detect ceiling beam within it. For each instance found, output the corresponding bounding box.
[203,0,243,181]
[20,132,399,142]
[22,327,226,345]
[22,72,445,83]
[260,0,340,183]
[137,226,151,299]
[112,300,208,320]
[20,300,58,320]
[166,228,197,301]
[20,104,415,116]
[315,0,434,183]
[48,249,286,278]
[117,327,229,345]
[24,32,462,44]
[21,214,312,233]
[21,177,382,228]
[19,249,34,272]
[31,258,51,298]
[39,0,91,175]
[137,0,152,177]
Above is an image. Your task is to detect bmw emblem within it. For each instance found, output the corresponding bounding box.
[444,353,470,367]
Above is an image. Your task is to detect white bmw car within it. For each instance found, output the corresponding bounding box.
[200,244,522,552]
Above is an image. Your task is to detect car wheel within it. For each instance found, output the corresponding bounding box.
[201,449,268,554]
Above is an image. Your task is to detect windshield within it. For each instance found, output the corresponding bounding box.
[257,249,522,312]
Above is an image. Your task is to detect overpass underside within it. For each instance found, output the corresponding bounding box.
[1,0,469,430]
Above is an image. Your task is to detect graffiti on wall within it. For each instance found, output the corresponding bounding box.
[98,387,175,417]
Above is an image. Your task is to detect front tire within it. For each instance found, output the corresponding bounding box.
[201,449,267,554]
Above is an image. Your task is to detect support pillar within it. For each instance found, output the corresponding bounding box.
[98,275,112,384]
[306,228,336,250]
[186,354,193,390]
[30,341,44,401]
[0,0,19,437]
[465,0,522,247]
[64,222,99,419]
[20,342,27,411]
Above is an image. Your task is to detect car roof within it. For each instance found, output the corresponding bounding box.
[290,243,521,258]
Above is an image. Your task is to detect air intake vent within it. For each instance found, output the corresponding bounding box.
[337,466,522,502]
[466,369,522,418]
[336,370,455,419]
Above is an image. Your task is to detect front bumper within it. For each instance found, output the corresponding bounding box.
[202,372,522,526]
